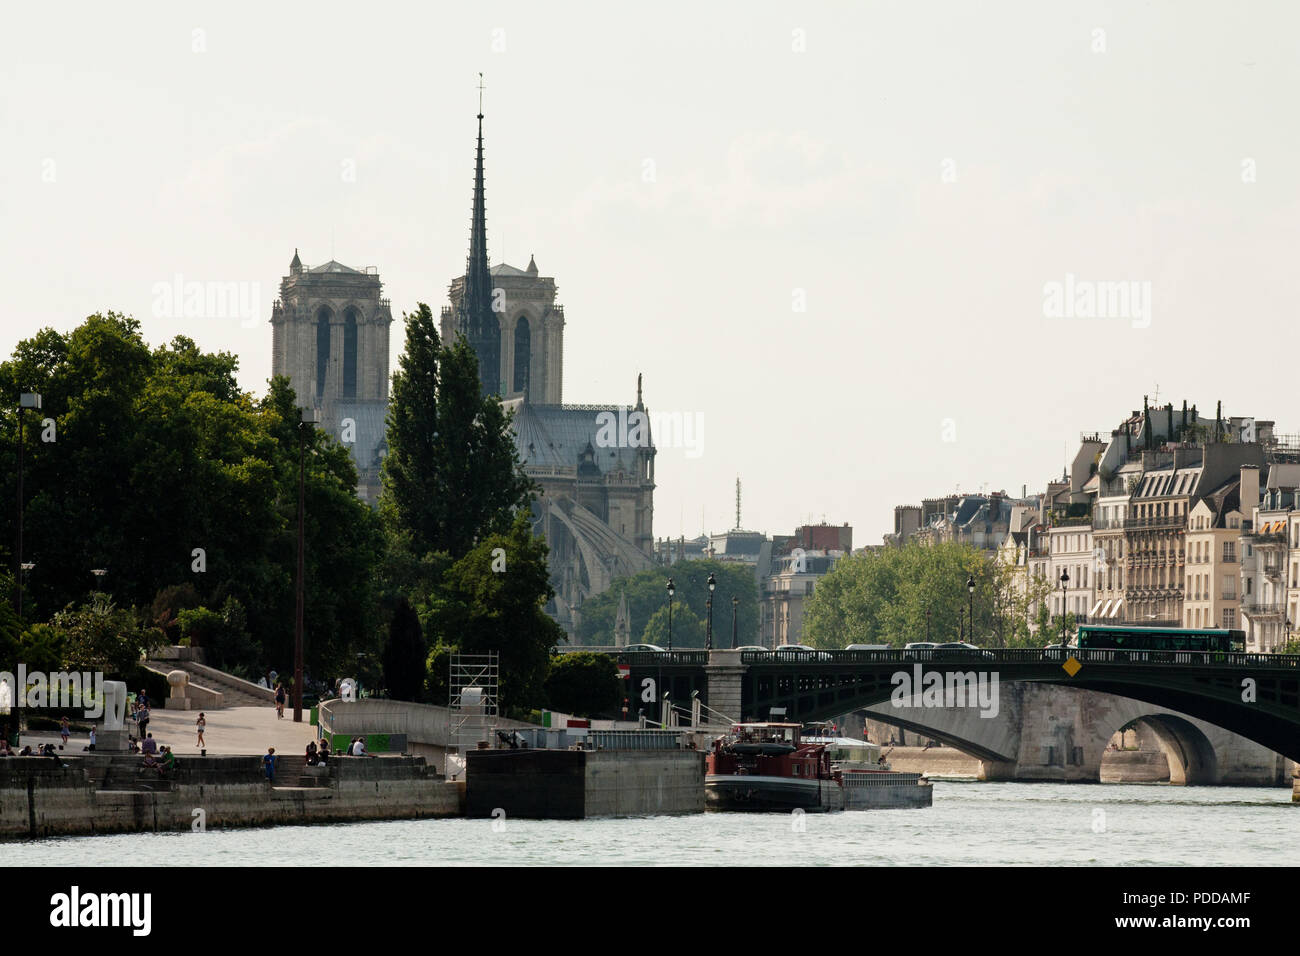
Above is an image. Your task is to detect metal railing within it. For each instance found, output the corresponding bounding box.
[733,646,1300,668]
[1123,515,1188,531]
[586,729,684,751]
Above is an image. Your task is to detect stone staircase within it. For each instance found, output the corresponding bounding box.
[95,755,176,793]
[142,659,276,709]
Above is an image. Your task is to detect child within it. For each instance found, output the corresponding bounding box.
[196,712,206,748]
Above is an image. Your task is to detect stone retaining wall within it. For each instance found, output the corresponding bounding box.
[0,754,461,839]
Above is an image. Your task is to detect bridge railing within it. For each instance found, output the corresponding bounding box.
[615,647,1300,669]
[618,651,710,666]
[734,647,1300,668]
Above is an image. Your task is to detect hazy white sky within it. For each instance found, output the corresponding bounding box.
[2,2,1297,544]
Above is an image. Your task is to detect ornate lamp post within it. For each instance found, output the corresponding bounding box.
[665,577,675,651]
[705,573,717,651]
[1059,568,1070,646]
[731,595,739,649]
[294,407,319,723]
[967,574,976,643]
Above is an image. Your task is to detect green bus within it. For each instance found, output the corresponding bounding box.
[1074,624,1245,657]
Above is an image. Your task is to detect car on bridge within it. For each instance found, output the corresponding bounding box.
[734,645,769,652]
[845,643,890,651]
[935,641,996,660]
[623,643,666,653]
[902,641,938,658]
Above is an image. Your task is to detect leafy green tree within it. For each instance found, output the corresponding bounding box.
[578,559,759,646]
[177,606,223,648]
[381,305,535,561]
[0,316,385,681]
[54,593,164,675]
[382,596,427,701]
[423,511,565,714]
[641,603,706,649]
[544,652,622,717]
[150,583,201,643]
[804,542,999,648]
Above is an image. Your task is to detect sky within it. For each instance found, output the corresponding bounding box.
[2,1,1298,545]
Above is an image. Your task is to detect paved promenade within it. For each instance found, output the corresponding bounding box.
[21,704,318,757]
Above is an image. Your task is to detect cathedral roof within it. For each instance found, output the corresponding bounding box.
[308,260,363,275]
[513,403,650,476]
[490,262,532,278]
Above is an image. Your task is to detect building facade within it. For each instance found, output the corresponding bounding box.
[439,107,655,638]
[269,251,393,502]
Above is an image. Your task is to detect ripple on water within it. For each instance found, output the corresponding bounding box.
[4,782,1293,866]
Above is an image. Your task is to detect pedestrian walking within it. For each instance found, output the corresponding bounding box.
[196,712,206,748]
[88,728,96,751]
[274,683,286,719]
[59,716,69,746]
[137,704,150,738]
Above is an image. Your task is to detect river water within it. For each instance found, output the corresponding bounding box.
[6,782,1294,866]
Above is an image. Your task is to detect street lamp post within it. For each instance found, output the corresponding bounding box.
[294,407,319,723]
[705,573,717,651]
[15,392,40,624]
[1059,568,1070,646]
[665,577,675,651]
[731,595,739,649]
[967,574,976,643]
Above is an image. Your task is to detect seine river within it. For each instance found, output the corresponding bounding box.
[7,782,1293,866]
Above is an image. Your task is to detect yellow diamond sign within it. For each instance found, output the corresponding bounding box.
[1062,656,1082,677]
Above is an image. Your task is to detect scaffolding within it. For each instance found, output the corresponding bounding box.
[449,651,499,764]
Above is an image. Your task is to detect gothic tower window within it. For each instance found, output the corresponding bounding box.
[315,307,332,400]
[343,307,359,398]
[513,315,531,393]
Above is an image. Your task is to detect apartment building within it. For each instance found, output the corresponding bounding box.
[1183,474,1245,631]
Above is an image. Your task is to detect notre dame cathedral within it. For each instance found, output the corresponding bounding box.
[270,104,655,640]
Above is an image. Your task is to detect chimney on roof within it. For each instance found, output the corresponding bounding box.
[1240,465,1260,518]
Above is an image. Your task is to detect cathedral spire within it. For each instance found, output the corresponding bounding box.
[457,72,500,397]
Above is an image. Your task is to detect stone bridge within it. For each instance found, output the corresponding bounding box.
[857,682,1293,784]
[619,646,1300,779]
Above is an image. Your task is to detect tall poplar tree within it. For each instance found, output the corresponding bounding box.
[380,304,535,561]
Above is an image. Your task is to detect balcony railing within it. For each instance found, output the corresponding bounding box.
[1123,515,1188,531]
[1242,602,1286,618]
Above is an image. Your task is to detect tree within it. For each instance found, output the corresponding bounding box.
[641,603,705,649]
[380,305,535,561]
[804,541,998,648]
[544,652,622,717]
[422,511,565,714]
[54,593,165,675]
[382,596,427,701]
[577,559,760,646]
[0,316,385,682]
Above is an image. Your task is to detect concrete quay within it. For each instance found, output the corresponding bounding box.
[0,753,461,839]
